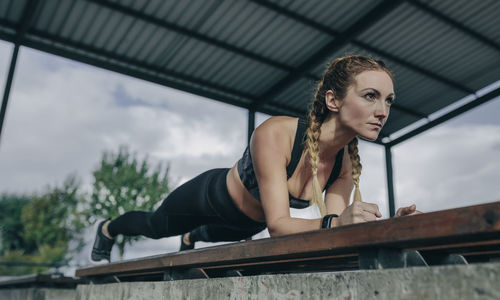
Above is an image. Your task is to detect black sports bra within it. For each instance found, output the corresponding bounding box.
[237,118,344,209]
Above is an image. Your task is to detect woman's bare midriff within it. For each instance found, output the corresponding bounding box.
[226,162,266,223]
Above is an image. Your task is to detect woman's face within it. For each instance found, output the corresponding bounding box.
[328,70,395,141]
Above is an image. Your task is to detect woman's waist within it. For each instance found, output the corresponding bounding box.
[227,162,266,223]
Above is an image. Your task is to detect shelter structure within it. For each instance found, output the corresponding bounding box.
[1,0,499,215]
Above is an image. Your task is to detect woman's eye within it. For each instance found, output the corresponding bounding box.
[386,98,395,105]
[364,93,376,100]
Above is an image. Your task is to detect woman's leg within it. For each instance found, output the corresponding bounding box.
[106,169,226,239]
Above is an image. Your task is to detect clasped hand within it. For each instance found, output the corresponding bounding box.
[337,202,422,226]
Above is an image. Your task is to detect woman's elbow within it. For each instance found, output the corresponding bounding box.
[267,217,288,237]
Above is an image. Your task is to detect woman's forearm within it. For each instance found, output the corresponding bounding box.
[267,216,325,237]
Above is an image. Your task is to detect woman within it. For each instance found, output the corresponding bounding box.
[90,55,419,264]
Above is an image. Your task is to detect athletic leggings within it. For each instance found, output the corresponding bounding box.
[107,168,266,243]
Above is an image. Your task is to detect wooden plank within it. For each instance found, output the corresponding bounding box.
[76,201,500,277]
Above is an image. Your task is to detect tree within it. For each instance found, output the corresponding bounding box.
[0,194,32,255]
[84,146,171,259]
[0,175,85,275]
[21,174,85,260]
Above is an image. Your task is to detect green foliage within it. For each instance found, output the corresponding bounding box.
[0,194,32,255]
[21,175,85,254]
[0,175,85,275]
[0,245,65,276]
[84,146,171,259]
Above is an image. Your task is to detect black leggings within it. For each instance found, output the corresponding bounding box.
[107,168,266,243]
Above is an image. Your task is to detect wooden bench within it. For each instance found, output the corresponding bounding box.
[76,201,500,282]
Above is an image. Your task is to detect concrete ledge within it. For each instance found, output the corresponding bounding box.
[76,262,500,300]
[0,287,75,300]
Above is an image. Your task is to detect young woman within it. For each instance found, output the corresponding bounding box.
[91,55,419,263]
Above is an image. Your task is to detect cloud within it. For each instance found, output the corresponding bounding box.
[0,47,247,194]
[393,122,500,212]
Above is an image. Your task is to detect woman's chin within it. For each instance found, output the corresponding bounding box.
[358,132,379,141]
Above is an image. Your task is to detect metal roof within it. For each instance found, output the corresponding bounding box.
[1,0,499,146]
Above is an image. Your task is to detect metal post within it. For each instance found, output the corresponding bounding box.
[385,144,395,217]
[0,44,20,146]
[247,109,255,145]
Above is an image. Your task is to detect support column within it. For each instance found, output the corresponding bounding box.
[385,144,395,217]
[247,109,255,146]
[0,44,20,146]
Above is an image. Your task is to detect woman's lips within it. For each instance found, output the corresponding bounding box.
[368,123,382,128]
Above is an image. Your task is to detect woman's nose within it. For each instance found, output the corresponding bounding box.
[375,101,389,119]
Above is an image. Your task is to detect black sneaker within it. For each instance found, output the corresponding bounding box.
[90,219,114,264]
[179,233,195,251]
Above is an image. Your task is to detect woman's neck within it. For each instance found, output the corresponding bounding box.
[318,114,356,158]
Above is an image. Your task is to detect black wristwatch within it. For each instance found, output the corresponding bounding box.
[321,214,339,229]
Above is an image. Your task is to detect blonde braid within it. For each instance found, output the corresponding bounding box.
[348,137,363,202]
[306,112,326,216]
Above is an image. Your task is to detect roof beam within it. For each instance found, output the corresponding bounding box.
[385,85,500,147]
[252,0,402,109]
[0,23,304,118]
[85,0,318,81]
[408,0,500,52]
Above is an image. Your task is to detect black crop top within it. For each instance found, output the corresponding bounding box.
[237,118,344,209]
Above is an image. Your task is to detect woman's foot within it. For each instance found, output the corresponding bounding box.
[179,232,195,251]
[90,219,115,264]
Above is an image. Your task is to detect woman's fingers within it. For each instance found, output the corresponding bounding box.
[358,202,382,218]
[395,204,421,217]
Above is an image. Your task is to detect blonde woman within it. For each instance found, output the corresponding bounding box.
[91,55,419,264]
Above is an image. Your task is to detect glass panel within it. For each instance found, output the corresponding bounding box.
[394,96,500,212]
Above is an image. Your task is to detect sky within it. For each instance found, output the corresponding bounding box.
[0,40,499,270]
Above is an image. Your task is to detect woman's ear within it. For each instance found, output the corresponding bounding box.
[325,90,341,112]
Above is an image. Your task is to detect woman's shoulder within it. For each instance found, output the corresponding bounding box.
[251,116,299,151]
[255,116,299,134]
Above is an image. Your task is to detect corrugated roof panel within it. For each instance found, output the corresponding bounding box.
[0,0,11,19]
[273,78,314,107]
[119,20,153,58]
[356,2,491,93]
[92,10,122,49]
[440,42,498,86]
[143,30,183,66]
[47,1,77,37]
[194,45,227,79]
[34,0,59,31]
[58,1,85,39]
[66,2,99,43]
[246,65,289,94]
[128,24,158,58]
[269,0,384,32]
[168,38,207,71]
[79,5,109,45]
[237,65,288,94]
[197,1,243,38]
[115,18,149,56]
[133,25,162,61]
[421,0,500,44]
[464,61,500,92]
[3,0,25,22]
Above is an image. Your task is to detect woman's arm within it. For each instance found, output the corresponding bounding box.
[324,147,353,216]
[325,146,382,226]
[252,118,323,237]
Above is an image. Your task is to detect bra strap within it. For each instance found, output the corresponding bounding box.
[286,118,307,178]
[325,147,345,190]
